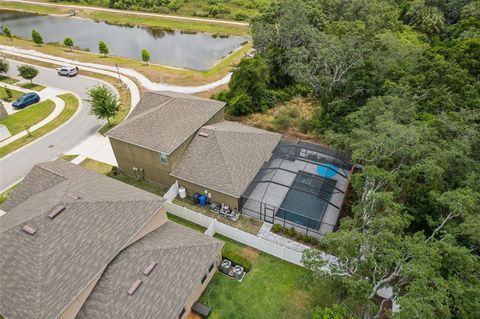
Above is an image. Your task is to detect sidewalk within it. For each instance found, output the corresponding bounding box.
[0,45,231,94]
[0,84,66,147]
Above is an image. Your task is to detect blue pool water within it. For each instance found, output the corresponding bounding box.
[316,164,338,178]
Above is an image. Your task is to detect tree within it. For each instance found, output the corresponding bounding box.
[2,26,12,41]
[225,55,270,115]
[313,304,349,319]
[141,48,150,65]
[31,29,43,46]
[85,85,120,125]
[0,59,9,75]
[17,65,38,84]
[406,5,445,35]
[63,37,74,51]
[98,41,109,57]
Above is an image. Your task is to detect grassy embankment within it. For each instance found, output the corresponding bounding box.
[0,93,78,157]
[0,33,251,86]
[0,1,250,35]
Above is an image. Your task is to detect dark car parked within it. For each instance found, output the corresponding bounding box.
[12,92,40,109]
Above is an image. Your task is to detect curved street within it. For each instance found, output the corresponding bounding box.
[0,60,111,191]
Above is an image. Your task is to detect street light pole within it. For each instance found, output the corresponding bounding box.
[115,63,123,86]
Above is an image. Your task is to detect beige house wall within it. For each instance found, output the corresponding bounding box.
[182,254,222,318]
[175,178,240,210]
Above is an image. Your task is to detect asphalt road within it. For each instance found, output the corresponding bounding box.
[0,60,108,191]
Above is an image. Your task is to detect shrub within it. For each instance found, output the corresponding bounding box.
[286,226,297,237]
[5,86,12,101]
[222,249,252,272]
[273,112,293,130]
[234,11,249,21]
[111,166,118,176]
[271,223,282,233]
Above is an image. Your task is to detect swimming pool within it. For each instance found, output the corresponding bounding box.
[275,172,336,230]
[316,163,338,178]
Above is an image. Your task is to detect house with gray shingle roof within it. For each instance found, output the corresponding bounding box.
[106,91,281,210]
[0,160,223,319]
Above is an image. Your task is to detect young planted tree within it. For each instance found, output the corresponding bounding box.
[85,85,120,125]
[63,37,74,51]
[2,26,12,41]
[0,59,9,75]
[141,48,150,65]
[17,64,38,84]
[31,29,43,46]
[98,41,109,57]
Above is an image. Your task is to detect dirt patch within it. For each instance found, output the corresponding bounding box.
[240,246,259,262]
[291,288,314,311]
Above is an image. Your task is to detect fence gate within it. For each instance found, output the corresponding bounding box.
[263,203,275,224]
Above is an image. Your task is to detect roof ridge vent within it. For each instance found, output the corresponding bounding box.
[48,204,66,219]
[127,279,142,295]
[143,261,157,276]
[22,225,37,236]
[66,193,81,200]
[198,132,209,138]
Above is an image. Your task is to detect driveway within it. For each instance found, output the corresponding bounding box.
[0,60,110,191]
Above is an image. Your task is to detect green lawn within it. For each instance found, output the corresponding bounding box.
[108,171,170,196]
[167,212,208,232]
[0,93,79,157]
[0,76,19,85]
[79,158,113,175]
[199,234,322,319]
[19,83,46,92]
[0,100,55,135]
[0,86,23,101]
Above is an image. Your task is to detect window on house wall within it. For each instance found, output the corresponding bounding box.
[160,152,168,165]
[178,307,185,319]
[201,274,207,284]
[208,263,214,273]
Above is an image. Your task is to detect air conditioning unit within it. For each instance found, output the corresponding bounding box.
[233,265,244,280]
[220,259,231,275]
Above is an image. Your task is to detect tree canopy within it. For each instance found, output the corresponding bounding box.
[17,65,38,84]
[31,29,43,46]
[219,0,480,318]
[85,85,120,125]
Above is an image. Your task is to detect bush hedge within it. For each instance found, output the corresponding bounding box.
[222,248,252,272]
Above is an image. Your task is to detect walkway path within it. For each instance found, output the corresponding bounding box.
[0,83,66,146]
[0,45,232,94]
[2,0,249,26]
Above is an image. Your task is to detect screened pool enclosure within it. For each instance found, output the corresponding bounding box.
[241,141,353,238]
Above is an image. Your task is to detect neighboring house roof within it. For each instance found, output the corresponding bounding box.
[171,121,282,198]
[106,91,225,155]
[0,160,166,319]
[77,221,223,319]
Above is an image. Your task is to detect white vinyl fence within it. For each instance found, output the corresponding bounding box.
[165,201,305,266]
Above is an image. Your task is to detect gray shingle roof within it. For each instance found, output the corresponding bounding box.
[77,221,223,319]
[171,121,282,197]
[0,160,166,319]
[106,91,225,154]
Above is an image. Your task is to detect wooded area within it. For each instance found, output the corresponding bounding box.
[219,0,480,318]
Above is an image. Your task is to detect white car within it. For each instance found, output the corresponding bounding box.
[57,66,79,77]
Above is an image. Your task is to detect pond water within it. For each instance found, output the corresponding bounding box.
[0,10,248,70]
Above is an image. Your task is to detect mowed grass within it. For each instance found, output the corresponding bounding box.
[0,86,23,101]
[19,83,46,91]
[0,99,55,135]
[167,212,208,232]
[0,1,249,35]
[0,34,251,86]
[0,93,79,157]
[0,76,19,85]
[200,234,317,319]
[79,158,113,175]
